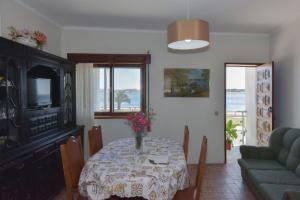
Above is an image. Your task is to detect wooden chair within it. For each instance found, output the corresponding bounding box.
[60,136,84,200]
[183,125,190,160]
[88,125,103,156]
[174,136,208,200]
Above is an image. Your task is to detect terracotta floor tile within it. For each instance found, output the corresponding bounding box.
[193,163,257,200]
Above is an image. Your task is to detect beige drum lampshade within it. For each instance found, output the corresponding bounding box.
[167,19,209,50]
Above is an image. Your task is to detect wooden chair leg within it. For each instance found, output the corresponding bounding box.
[66,187,74,200]
[78,195,88,200]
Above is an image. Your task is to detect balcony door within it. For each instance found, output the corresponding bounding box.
[224,62,274,163]
[256,63,274,146]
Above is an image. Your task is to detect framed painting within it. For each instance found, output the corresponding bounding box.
[164,68,210,97]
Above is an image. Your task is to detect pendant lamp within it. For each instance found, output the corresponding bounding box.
[167,0,209,50]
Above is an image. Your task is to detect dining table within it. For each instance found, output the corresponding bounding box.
[78,137,189,200]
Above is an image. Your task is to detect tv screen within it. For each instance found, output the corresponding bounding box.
[28,78,52,107]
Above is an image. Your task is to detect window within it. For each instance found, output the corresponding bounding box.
[94,64,146,118]
[67,54,150,119]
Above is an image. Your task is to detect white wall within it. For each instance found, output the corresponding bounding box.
[245,68,257,145]
[270,20,300,128]
[0,1,2,36]
[61,27,269,163]
[0,0,61,55]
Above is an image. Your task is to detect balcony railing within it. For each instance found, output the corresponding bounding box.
[96,106,141,113]
[226,111,247,146]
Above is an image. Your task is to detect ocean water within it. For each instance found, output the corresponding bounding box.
[118,90,247,112]
[96,90,246,111]
[226,91,246,111]
[96,90,141,110]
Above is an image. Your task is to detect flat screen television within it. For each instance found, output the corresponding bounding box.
[27,78,52,107]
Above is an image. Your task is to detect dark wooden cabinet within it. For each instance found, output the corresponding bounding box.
[63,62,76,128]
[0,37,83,200]
[0,55,22,151]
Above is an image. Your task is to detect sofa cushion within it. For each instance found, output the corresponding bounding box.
[249,169,300,186]
[238,159,286,170]
[240,146,275,160]
[258,183,300,200]
[269,127,290,155]
[296,164,300,177]
[287,137,300,172]
[277,129,300,166]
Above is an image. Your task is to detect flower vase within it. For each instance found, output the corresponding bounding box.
[15,37,37,48]
[37,45,43,50]
[135,133,143,154]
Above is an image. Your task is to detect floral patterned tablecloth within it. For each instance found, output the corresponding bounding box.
[78,137,189,200]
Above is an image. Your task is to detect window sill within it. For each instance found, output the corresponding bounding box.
[94,110,145,119]
[94,115,128,119]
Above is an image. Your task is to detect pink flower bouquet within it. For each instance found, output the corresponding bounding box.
[125,110,155,151]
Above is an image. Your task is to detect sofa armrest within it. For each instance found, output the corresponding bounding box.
[240,145,275,160]
[282,191,300,200]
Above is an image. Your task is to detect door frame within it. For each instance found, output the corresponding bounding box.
[224,63,263,164]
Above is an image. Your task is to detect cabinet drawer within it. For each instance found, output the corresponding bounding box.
[0,154,34,173]
[34,143,58,162]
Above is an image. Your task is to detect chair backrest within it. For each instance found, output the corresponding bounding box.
[183,125,190,160]
[194,136,208,200]
[60,135,84,189]
[88,125,103,156]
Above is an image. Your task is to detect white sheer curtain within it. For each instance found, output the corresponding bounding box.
[76,63,95,159]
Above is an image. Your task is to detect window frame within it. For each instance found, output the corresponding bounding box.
[93,63,146,118]
[67,53,150,119]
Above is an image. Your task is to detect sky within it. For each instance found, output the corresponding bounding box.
[114,68,140,89]
[98,68,141,90]
[226,67,245,89]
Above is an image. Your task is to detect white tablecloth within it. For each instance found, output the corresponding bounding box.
[78,137,189,200]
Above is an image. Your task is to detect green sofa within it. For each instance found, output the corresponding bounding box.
[238,127,300,200]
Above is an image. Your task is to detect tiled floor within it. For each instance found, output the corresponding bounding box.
[227,146,241,163]
[54,163,256,200]
[195,164,256,200]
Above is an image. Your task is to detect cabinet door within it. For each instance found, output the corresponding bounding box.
[6,57,22,144]
[0,155,35,200]
[63,64,76,127]
[33,148,64,200]
[17,168,35,200]
[0,56,22,152]
[0,180,19,200]
[0,56,8,150]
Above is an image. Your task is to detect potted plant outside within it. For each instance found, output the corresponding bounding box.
[226,119,238,150]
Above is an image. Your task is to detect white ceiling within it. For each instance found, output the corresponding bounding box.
[17,0,300,33]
